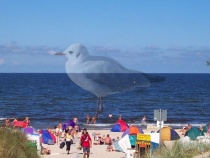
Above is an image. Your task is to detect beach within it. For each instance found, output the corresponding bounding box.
[39,126,210,158]
[40,128,185,158]
[41,129,126,158]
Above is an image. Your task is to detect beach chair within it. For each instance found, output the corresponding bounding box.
[113,140,123,152]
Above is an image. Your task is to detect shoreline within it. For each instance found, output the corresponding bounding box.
[0,120,206,131]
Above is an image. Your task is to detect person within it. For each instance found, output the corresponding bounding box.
[187,124,192,130]
[102,134,106,141]
[118,115,122,120]
[74,124,79,138]
[58,122,62,129]
[93,132,100,141]
[108,113,112,118]
[24,117,30,127]
[180,126,187,135]
[12,118,17,128]
[64,125,69,134]
[55,125,63,144]
[104,134,112,145]
[91,116,96,124]
[142,116,147,125]
[5,118,10,127]
[73,117,78,124]
[116,136,120,140]
[65,126,75,139]
[86,115,90,124]
[80,128,92,158]
[180,124,192,135]
[142,116,146,122]
[106,143,114,152]
[65,130,73,154]
[41,147,51,155]
[47,127,53,134]
[199,125,203,131]
[99,136,105,145]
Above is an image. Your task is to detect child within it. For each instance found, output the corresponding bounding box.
[42,147,51,155]
[106,143,114,152]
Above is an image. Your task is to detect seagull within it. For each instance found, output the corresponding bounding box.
[55,44,164,113]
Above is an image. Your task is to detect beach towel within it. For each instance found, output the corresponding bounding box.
[13,121,27,128]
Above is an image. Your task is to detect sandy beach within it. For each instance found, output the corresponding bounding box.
[39,128,186,158]
[41,129,126,158]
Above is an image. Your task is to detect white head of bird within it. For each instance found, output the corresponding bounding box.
[63,44,89,64]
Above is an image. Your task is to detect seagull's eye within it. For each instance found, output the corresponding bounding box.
[69,51,73,54]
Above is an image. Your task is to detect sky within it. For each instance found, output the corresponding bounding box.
[0,0,210,73]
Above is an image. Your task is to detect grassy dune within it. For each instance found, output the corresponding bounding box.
[0,128,40,158]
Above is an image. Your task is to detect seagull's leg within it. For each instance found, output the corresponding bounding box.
[97,96,103,112]
[99,96,103,111]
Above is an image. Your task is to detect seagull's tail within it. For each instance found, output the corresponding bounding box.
[144,73,165,84]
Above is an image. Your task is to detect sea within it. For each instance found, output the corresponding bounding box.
[0,73,209,130]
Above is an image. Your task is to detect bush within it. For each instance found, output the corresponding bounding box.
[0,128,40,158]
[146,141,210,158]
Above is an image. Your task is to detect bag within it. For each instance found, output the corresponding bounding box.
[47,139,54,145]
[60,142,65,149]
[77,144,82,150]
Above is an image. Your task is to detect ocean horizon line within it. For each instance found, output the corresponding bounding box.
[0,72,209,74]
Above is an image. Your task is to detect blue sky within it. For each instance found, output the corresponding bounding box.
[0,0,209,73]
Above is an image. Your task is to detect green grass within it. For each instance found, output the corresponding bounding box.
[145,141,210,158]
[0,127,40,158]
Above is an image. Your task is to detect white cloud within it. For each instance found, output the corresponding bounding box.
[12,61,19,65]
[0,58,4,65]
[0,42,61,55]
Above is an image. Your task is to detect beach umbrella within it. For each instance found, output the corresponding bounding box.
[24,126,38,135]
[157,126,180,141]
[202,123,210,133]
[111,120,129,132]
[122,126,144,138]
[184,127,204,140]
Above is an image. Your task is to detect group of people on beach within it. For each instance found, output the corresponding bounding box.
[44,117,91,158]
[4,117,30,128]
[86,115,97,124]
[92,132,118,152]
[85,113,124,124]
[180,124,192,135]
[49,116,121,157]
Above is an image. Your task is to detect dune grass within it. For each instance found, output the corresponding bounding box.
[0,127,40,158]
[145,141,210,158]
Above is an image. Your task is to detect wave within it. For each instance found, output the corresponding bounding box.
[81,123,206,128]
[83,124,114,126]
[0,117,16,120]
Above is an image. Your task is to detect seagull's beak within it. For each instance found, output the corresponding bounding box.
[53,52,66,56]
[48,50,66,56]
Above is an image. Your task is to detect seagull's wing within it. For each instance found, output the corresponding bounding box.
[79,56,129,73]
[67,56,150,96]
[67,55,164,96]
